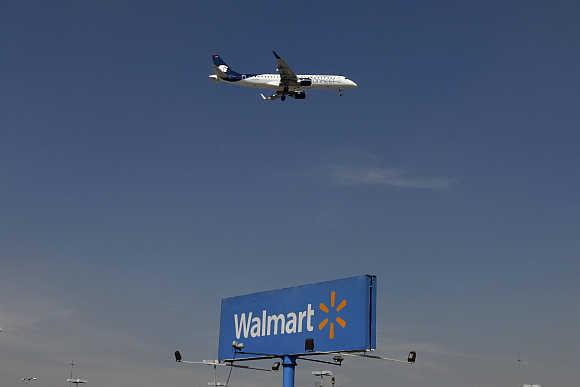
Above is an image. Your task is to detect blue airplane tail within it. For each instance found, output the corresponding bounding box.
[212,54,240,76]
[212,54,228,67]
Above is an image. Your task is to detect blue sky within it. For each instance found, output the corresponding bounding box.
[1,1,579,387]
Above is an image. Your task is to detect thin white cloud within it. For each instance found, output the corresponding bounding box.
[329,165,454,190]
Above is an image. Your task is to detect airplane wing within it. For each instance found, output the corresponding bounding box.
[273,51,298,88]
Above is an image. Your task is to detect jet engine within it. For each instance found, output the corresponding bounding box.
[292,91,306,99]
[298,78,312,87]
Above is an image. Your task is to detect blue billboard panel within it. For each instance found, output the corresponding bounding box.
[218,275,376,361]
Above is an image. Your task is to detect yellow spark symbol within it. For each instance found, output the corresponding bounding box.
[318,290,347,339]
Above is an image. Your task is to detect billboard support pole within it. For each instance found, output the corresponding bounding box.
[282,355,297,387]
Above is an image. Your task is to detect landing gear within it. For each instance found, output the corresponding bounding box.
[281,95,286,101]
[338,88,343,97]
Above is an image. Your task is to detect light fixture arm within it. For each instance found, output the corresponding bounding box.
[299,357,342,367]
[340,351,416,364]
[174,352,276,373]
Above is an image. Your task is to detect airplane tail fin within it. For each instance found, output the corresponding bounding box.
[212,54,241,77]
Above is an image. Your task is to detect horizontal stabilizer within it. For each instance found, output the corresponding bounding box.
[260,93,275,101]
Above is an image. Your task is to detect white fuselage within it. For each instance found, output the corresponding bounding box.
[208,73,357,91]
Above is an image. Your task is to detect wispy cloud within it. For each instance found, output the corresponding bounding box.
[329,165,454,190]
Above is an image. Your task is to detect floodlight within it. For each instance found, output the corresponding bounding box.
[305,338,314,352]
[231,340,244,351]
[272,362,281,371]
[332,355,343,365]
[407,351,416,364]
[66,378,88,385]
[175,351,183,362]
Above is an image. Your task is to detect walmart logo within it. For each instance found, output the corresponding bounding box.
[232,291,348,340]
[318,290,347,339]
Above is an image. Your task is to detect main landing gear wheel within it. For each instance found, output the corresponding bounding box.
[281,95,286,101]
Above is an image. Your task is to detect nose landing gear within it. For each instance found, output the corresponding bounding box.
[338,88,343,97]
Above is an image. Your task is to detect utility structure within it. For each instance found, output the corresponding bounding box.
[174,275,416,387]
[312,370,334,387]
[66,361,88,387]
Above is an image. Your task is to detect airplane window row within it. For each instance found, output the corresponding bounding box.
[248,75,342,81]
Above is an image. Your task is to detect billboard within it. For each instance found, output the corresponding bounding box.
[218,275,376,361]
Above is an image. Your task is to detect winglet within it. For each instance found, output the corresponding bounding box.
[272,50,281,59]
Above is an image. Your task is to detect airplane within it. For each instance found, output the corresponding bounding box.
[208,51,358,101]
[21,377,38,383]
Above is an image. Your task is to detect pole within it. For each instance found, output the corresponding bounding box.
[68,361,74,387]
[213,364,217,387]
[282,356,297,387]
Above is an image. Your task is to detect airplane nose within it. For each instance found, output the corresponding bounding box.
[348,79,358,87]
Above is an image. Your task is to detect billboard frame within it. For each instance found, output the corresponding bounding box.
[218,274,377,363]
